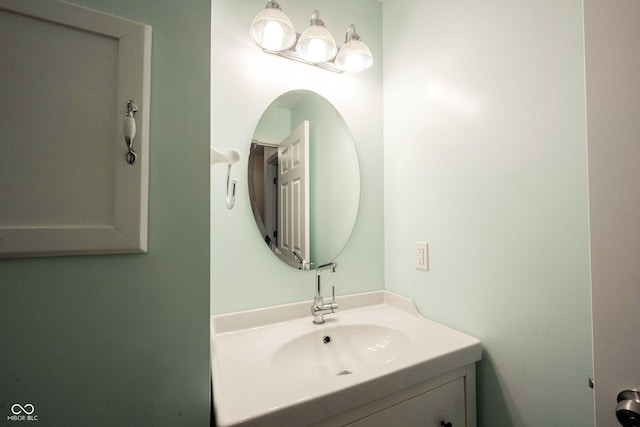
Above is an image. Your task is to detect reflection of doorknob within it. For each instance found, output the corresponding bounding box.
[617,390,640,427]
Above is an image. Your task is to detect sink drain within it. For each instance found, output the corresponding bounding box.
[337,370,352,376]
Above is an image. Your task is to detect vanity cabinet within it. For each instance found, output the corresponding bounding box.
[346,378,465,427]
[312,364,476,427]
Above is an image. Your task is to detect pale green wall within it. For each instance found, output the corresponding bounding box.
[211,0,384,314]
[253,107,291,144]
[0,1,211,426]
[383,1,593,426]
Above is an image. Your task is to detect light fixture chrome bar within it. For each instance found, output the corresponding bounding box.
[262,47,343,73]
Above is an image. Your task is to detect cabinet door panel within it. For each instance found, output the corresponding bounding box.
[347,378,465,427]
[0,0,151,257]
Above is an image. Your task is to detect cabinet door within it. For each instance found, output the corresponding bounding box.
[0,0,151,257]
[346,378,465,427]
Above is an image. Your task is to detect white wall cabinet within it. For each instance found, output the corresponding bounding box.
[0,0,151,257]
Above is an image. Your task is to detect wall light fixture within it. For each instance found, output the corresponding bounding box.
[335,25,373,73]
[249,1,296,51]
[249,1,373,73]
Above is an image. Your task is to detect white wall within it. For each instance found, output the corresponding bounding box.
[211,0,384,314]
[383,1,594,425]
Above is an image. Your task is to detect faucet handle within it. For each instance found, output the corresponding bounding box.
[328,286,339,312]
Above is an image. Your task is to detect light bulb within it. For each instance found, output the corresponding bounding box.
[341,54,367,72]
[305,38,332,63]
[260,20,286,51]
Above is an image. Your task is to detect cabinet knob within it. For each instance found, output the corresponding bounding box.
[441,422,452,427]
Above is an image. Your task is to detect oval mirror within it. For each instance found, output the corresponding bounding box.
[248,90,360,270]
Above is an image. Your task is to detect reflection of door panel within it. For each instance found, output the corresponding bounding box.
[279,173,290,251]
[265,155,278,244]
[277,121,309,264]
[585,0,640,425]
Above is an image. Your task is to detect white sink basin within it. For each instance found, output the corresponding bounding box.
[271,324,410,378]
[211,290,481,427]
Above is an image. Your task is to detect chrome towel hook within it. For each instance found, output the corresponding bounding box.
[211,147,241,210]
[225,164,238,209]
[123,100,138,165]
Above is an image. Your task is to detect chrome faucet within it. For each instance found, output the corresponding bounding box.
[311,262,338,324]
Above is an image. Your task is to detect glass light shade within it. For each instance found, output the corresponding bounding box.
[335,39,373,72]
[250,7,296,51]
[295,25,337,63]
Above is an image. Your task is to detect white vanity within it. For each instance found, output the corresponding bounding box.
[210,291,481,427]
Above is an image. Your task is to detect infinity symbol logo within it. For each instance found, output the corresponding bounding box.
[11,403,35,415]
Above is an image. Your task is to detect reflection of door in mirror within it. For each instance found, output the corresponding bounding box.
[250,143,279,249]
[277,121,310,267]
[264,152,278,247]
